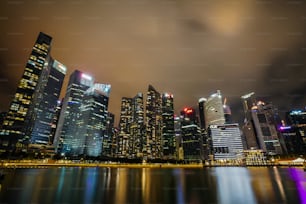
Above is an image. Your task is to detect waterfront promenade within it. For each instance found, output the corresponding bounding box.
[1,159,304,169]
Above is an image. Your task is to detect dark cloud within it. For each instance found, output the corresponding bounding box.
[0,0,305,124]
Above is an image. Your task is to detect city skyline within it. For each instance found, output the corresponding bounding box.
[1,1,306,124]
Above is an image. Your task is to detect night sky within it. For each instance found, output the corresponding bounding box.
[0,0,305,125]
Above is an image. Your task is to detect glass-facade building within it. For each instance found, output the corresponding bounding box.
[103,112,115,157]
[30,59,66,146]
[54,70,94,156]
[130,93,145,158]
[241,93,286,155]
[79,84,111,157]
[281,110,306,155]
[161,93,175,159]
[117,93,145,159]
[204,90,225,128]
[117,97,133,158]
[145,85,162,160]
[0,32,53,151]
[180,108,203,161]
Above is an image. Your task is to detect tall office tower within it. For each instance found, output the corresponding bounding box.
[180,108,203,161]
[198,98,207,129]
[145,85,162,160]
[130,93,145,158]
[198,98,209,160]
[241,92,258,149]
[251,101,285,155]
[282,110,306,154]
[117,97,133,158]
[0,32,52,151]
[103,112,115,157]
[204,90,225,128]
[50,100,63,145]
[161,93,175,159]
[54,70,94,156]
[208,123,244,161]
[78,84,111,157]
[174,116,182,160]
[111,127,119,157]
[30,59,66,146]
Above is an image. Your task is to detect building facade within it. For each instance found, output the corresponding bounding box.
[30,59,66,146]
[54,70,94,156]
[204,90,225,128]
[130,93,145,158]
[208,123,244,161]
[117,97,133,158]
[0,32,55,151]
[180,108,203,161]
[79,84,111,157]
[145,85,162,160]
[161,93,175,159]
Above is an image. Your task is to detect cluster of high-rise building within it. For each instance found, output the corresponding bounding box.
[0,32,305,162]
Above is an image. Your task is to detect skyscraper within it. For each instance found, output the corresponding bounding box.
[204,90,225,128]
[54,70,94,156]
[145,85,162,160]
[79,83,111,157]
[30,59,66,146]
[103,112,115,157]
[0,32,52,151]
[161,93,175,159]
[241,92,258,149]
[250,101,284,155]
[117,93,145,159]
[198,98,207,130]
[117,97,133,158]
[241,93,286,155]
[281,110,306,155]
[180,108,203,161]
[130,93,145,158]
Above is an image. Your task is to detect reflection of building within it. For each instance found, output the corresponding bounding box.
[208,124,244,161]
[145,85,162,159]
[54,70,94,156]
[180,108,203,161]
[204,90,225,128]
[161,93,175,159]
[0,33,52,150]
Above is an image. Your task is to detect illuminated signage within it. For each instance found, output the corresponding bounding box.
[184,108,193,114]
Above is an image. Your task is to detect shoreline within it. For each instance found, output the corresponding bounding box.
[0,161,304,169]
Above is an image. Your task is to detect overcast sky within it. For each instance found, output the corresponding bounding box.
[0,0,305,124]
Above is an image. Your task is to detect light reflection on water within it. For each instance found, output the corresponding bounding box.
[0,167,304,204]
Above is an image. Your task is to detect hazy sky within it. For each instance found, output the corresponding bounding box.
[0,0,305,124]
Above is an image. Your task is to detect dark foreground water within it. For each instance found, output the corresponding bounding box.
[0,167,305,204]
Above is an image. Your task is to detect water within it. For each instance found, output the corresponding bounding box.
[0,167,305,204]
